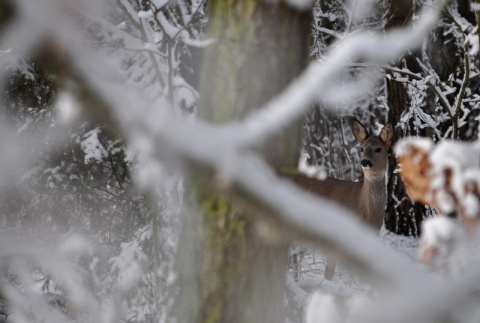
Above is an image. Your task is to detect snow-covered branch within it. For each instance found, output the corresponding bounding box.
[14,0,456,288]
[212,5,443,148]
[6,0,480,322]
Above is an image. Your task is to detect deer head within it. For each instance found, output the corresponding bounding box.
[353,120,393,180]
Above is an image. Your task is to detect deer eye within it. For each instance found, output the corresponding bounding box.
[375,147,382,153]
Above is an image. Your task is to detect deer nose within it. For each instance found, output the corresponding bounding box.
[361,159,372,168]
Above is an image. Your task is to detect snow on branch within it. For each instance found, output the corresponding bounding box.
[0,233,99,321]
[106,83,480,323]
[1,1,429,291]
[396,138,480,230]
[4,0,475,321]
[390,137,480,321]
[5,0,451,284]
[210,2,445,148]
[61,46,451,299]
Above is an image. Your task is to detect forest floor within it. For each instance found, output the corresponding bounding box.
[290,227,421,302]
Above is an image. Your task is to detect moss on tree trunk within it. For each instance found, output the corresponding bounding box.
[177,1,311,322]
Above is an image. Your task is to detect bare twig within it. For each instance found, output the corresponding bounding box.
[453,41,470,139]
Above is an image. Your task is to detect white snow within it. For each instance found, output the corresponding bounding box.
[156,11,180,39]
[394,137,433,157]
[431,141,480,173]
[55,91,82,125]
[463,193,479,218]
[430,141,480,216]
[81,127,108,163]
[467,32,479,56]
[152,0,170,9]
[143,42,158,51]
[298,152,327,180]
[284,0,316,11]
[58,235,91,257]
[180,31,217,48]
[305,288,372,323]
[306,293,344,323]
[421,216,457,248]
[396,138,480,219]
[137,10,153,19]
[434,189,456,214]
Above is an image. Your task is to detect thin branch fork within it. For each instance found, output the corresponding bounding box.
[453,40,471,139]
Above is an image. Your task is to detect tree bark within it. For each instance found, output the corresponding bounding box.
[383,0,431,236]
[385,79,429,236]
[175,1,311,323]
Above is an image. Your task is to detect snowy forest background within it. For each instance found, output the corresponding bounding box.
[1,0,480,322]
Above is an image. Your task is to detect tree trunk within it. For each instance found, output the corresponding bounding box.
[385,79,429,236]
[383,0,431,236]
[175,1,311,323]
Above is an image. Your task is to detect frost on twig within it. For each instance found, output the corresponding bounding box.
[419,216,467,274]
[396,138,480,270]
[396,138,480,225]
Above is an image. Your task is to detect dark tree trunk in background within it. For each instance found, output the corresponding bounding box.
[175,2,311,323]
[385,79,429,235]
[384,0,480,235]
[384,0,429,236]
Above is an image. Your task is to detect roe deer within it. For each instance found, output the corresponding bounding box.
[293,119,393,280]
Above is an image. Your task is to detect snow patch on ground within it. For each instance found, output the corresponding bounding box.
[380,226,419,264]
[290,228,422,322]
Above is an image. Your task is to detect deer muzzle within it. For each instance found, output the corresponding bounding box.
[361,159,373,168]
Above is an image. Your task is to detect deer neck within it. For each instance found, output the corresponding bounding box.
[363,173,386,195]
[360,171,386,228]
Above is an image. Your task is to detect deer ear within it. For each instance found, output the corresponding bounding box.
[352,119,368,143]
[380,123,393,145]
